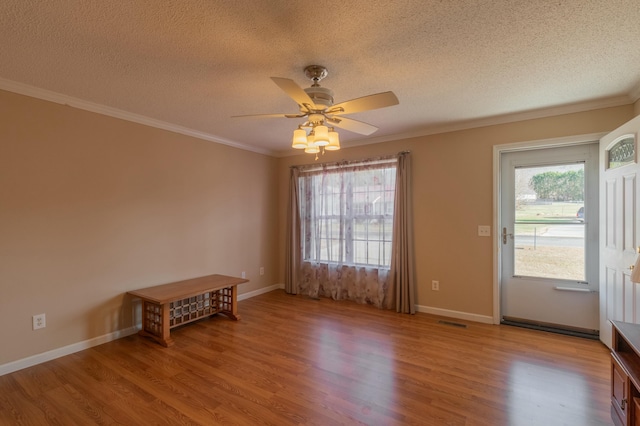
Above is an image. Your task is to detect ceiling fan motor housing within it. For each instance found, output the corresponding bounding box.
[304,86,334,109]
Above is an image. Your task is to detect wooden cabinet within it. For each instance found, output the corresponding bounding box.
[611,321,640,426]
[612,353,630,425]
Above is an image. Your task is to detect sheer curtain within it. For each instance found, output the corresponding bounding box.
[285,153,415,312]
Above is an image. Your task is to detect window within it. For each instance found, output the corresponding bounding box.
[513,162,586,281]
[606,134,636,170]
[298,159,397,268]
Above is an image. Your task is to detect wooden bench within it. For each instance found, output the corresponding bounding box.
[127,274,248,347]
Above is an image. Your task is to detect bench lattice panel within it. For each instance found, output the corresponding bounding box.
[169,289,231,327]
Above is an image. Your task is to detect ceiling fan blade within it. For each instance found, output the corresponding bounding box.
[231,113,304,119]
[270,77,316,110]
[329,91,399,115]
[327,116,379,135]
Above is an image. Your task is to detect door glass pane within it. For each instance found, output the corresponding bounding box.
[513,163,585,281]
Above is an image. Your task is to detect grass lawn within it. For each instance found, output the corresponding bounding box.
[515,246,584,281]
[516,201,582,220]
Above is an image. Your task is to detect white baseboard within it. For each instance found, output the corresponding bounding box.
[1,284,286,376]
[416,304,495,324]
[0,326,139,376]
[238,283,284,301]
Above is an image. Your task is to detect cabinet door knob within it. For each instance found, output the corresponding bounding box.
[622,398,627,410]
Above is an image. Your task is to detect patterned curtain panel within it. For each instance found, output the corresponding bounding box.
[390,152,415,313]
[287,154,414,311]
[284,167,301,294]
[299,261,390,307]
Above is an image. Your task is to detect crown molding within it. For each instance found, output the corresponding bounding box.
[629,80,640,103]
[0,78,275,157]
[345,94,633,149]
[274,93,634,157]
[2,77,635,159]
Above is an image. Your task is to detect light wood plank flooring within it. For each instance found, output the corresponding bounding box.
[0,290,612,425]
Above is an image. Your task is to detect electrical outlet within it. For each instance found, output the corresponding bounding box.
[259,267,264,276]
[241,271,246,279]
[432,280,440,291]
[33,313,46,330]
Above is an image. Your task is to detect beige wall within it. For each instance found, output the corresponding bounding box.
[2,84,637,367]
[277,105,635,318]
[0,89,279,365]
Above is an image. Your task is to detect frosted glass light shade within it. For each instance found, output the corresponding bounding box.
[292,128,308,149]
[313,125,330,146]
[304,142,319,154]
[325,128,340,151]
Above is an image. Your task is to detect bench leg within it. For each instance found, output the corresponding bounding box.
[139,300,174,347]
[219,286,241,321]
[138,330,174,347]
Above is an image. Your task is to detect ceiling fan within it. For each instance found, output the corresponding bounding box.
[232,65,399,153]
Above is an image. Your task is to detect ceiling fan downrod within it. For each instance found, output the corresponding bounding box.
[303,65,334,110]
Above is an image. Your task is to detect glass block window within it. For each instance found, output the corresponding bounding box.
[607,135,636,169]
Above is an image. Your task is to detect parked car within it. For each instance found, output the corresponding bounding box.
[577,206,584,222]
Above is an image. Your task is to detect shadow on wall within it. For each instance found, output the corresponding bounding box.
[86,293,137,338]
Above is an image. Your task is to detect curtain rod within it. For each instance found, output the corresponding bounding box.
[291,150,410,170]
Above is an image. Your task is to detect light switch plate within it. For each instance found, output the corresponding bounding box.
[478,225,491,237]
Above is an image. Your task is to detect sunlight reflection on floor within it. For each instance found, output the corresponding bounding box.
[313,319,398,416]
[507,360,608,426]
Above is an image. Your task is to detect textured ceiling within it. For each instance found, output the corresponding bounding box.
[1,1,640,156]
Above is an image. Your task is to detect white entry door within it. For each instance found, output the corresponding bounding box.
[599,114,640,348]
[500,143,600,333]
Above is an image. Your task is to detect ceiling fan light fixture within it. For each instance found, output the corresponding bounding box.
[292,127,308,149]
[325,128,340,151]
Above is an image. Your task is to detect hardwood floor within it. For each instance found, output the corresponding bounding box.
[0,290,612,425]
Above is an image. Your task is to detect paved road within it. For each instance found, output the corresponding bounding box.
[515,235,583,248]
[514,224,585,248]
